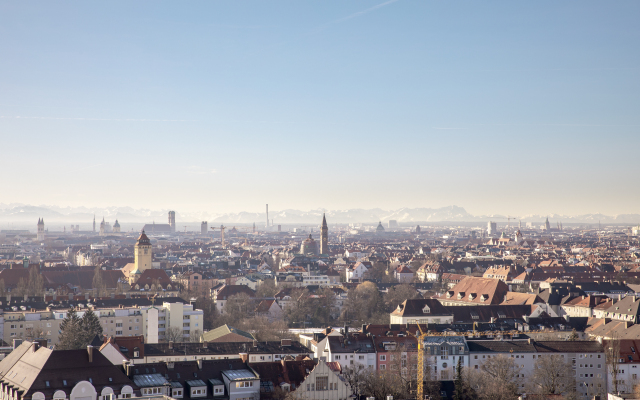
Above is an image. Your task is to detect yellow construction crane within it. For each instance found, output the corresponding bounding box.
[408,324,427,400]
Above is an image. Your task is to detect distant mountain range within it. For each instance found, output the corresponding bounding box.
[0,204,638,226]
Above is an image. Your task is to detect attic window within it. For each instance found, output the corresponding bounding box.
[468,293,477,301]
[423,306,431,314]
[109,377,113,382]
[45,381,50,387]
[457,292,465,300]
[63,380,67,386]
[481,294,489,302]
[177,373,181,378]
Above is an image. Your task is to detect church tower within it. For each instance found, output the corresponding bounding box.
[545,217,551,231]
[320,213,328,255]
[99,217,105,236]
[37,218,45,241]
[130,230,152,284]
[93,215,96,232]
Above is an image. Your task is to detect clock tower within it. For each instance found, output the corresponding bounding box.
[134,230,152,273]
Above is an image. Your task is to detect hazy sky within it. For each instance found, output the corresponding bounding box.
[1,1,639,216]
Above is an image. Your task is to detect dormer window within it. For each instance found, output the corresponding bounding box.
[446,291,454,299]
[468,293,477,301]
[457,292,465,300]
[481,294,489,302]
[423,306,431,314]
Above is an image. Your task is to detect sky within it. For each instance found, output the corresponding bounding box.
[1,1,639,217]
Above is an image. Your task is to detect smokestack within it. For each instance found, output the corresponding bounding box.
[87,345,94,362]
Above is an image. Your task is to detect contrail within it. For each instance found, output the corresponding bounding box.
[0,116,196,122]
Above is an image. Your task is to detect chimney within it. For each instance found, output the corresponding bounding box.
[197,359,203,370]
[203,340,208,349]
[31,342,39,352]
[362,324,367,334]
[239,353,248,363]
[87,345,94,362]
[168,341,174,349]
[528,338,533,344]
[253,340,258,348]
[344,325,349,336]
[281,339,291,347]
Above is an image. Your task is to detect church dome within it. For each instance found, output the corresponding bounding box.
[376,222,385,232]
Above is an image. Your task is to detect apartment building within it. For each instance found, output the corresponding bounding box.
[2,301,203,345]
[467,339,606,398]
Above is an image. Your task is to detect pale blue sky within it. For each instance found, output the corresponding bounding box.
[1,1,639,216]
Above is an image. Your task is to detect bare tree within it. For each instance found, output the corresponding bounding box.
[92,266,108,297]
[164,326,183,343]
[466,354,522,400]
[527,354,575,397]
[606,335,622,393]
[25,326,46,341]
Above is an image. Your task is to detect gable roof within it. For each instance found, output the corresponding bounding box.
[201,324,255,343]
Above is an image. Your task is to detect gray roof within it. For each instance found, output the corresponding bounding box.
[209,378,224,385]
[185,379,207,387]
[222,369,257,381]
[133,373,169,388]
[467,340,603,353]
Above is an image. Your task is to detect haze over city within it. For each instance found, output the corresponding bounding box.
[2,1,639,216]
[3,2,640,400]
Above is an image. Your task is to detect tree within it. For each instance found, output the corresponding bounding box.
[58,309,84,350]
[223,293,255,325]
[342,366,366,399]
[256,278,278,298]
[341,282,386,325]
[81,309,103,343]
[164,326,183,343]
[568,329,579,341]
[527,354,575,397]
[361,369,409,400]
[92,266,108,297]
[189,329,202,343]
[58,309,103,349]
[453,357,478,400]
[384,284,419,313]
[467,354,522,400]
[25,326,46,341]
[606,335,622,393]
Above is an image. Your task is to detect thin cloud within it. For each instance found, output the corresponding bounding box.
[332,0,401,24]
[0,116,196,122]
[185,166,217,175]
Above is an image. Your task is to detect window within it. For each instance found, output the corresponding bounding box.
[316,377,328,391]
[236,381,253,388]
[380,355,386,361]
[380,364,386,370]
[116,323,123,327]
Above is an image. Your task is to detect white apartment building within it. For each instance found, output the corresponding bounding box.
[2,301,203,345]
[467,339,606,398]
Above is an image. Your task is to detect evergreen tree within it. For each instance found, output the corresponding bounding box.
[58,308,104,349]
[58,309,83,350]
[454,357,464,400]
[81,309,103,344]
[454,357,478,400]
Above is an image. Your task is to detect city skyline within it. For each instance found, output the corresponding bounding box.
[1,1,639,216]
